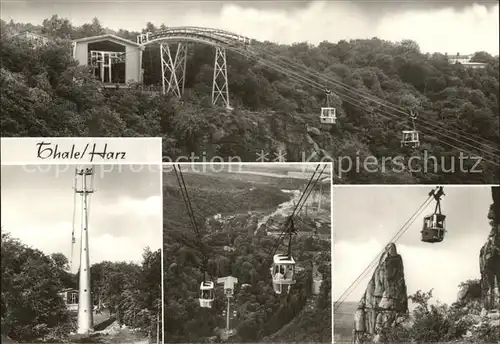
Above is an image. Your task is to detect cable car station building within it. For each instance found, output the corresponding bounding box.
[59,288,79,312]
[71,34,144,88]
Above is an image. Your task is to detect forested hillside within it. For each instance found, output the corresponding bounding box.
[0,232,161,343]
[1,16,498,183]
[163,171,332,343]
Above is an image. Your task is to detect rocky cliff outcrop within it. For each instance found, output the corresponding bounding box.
[479,186,500,311]
[456,279,482,308]
[175,108,416,184]
[354,243,408,343]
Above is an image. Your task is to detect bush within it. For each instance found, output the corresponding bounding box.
[468,318,500,343]
[386,288,500,343]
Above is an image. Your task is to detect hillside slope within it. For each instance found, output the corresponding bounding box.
[1,18,498,183]
[262,295,331,344]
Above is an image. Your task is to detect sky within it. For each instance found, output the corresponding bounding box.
[1,0,498,55]
[1,164,162,272]
[333,185,493,305]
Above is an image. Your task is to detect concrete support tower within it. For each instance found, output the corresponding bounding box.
[76,167,95,334]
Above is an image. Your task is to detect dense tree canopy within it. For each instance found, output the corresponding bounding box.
[0,232,161,342]
[1,17,498,184]
[163,171,331,343]
[88,248,161,334]
[1,233,73,342]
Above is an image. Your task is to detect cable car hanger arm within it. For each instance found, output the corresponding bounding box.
[429,186,445,214]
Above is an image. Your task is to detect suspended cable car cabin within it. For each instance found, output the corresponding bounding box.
[320,89,336,125]
[270,254,296,295]
[267,170,323,296]
[199,281,214,308]
[421,187,446,243]
[421,214,446,243]
[401,110,420,148]
[401,131,420,148]
[321,107,336,124]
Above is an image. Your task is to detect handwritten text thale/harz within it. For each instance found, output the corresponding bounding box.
[36,142,126,162]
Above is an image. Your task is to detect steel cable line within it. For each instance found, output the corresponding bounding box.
[267,164,322,258]
[248,44,500,156]
[285,58,499,153]
[232,46,500,165]
[334,192,435,312]
[268,230,288,262]
[269,164,325,259]
[334,193,434,308]
[250,42,412,114]
[248,43,500,151]
[334,195,434,312]
[66,31,498,158]
[241,44,500,163]
[172,165,210,277]
[290,164,323,219]
[294,165,327,217]
[268,172,319,255]
[136,31,477,153]
[176,165,202,241]
[334,193,433,307]
[237,45,500,161]
[335,90,500,166]
[208,42,500,166]
[12,28,492,151]
[63,32,498,163]
[276,165,325,253]
[334,87,499,166]
[121,36,499,170]
[173,165,200,242]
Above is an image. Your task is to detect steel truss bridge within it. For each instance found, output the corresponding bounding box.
[137,26,253,109]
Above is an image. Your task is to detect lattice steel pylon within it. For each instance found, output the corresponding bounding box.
[160,43,188,98]
[212,46,230,109]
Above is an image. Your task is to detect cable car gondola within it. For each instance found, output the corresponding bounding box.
[199,281,215,308]
[421,187,446,243]
[401,110,420,148]
[270,216,300,295]
[267,164,326,295]
[270,253,296,294]
[320,89,336,125]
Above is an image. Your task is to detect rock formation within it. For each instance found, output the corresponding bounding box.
[353,243,408,343]
[479,186,500,311]
[456,279,482,308]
